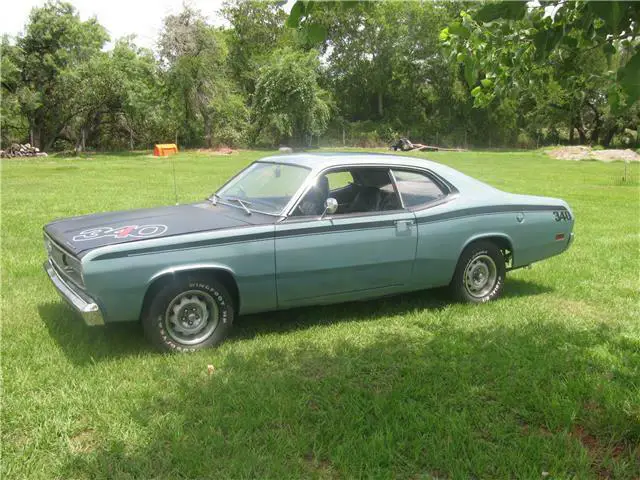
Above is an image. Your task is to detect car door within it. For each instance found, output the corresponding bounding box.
[274,167,418,306]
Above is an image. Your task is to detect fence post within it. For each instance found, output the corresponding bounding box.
[624,158,629,183]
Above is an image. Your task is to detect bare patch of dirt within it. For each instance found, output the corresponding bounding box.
[591,149,640,162]
[68,428,98,454]
[569,425,635,480]
[302,452,336,478]
[547,146,640,162]
[196,146,236,155]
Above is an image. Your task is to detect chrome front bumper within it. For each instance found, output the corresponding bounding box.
[43,260,104,326]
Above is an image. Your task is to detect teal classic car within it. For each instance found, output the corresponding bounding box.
[44,153,574,351]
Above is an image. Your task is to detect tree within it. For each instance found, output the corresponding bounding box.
[441,1,640,145]
[69,39,170,150]
[252,48,332,146]
[15,0,108,150]
[159,6,238,147]
[222,1,290,95]
[1,36,29,146]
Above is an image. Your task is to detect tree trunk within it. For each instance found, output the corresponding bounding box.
[577,126,587,144]
[569,123,574,144]
[377,91,383,117]
[602,127,616,147]
[585,101,601,145]
[590,123,600,145]
[203,112,212,148]
[33,125,43,151]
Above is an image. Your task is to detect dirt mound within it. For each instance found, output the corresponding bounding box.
[591,149,639,162]
[547,146,639,162]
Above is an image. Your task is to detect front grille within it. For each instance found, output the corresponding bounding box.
[44,234,84,288]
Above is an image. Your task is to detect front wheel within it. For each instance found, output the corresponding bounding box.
[142,275,234,352]
[450,241,506,303]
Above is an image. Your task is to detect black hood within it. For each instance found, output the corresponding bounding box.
[44,202,272,256]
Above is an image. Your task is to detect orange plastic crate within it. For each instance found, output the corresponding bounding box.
[153,144,178,156]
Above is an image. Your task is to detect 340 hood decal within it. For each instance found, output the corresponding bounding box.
[44,203,259,255]
[72,224,168,242]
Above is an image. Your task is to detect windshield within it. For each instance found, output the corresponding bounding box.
[216,162,310,215]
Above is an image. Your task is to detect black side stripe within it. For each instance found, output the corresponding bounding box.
[92,204,567,261]
[93,231,274,260]
[276,219,397,238]
[415,204,567,224]
[92,221,397,260]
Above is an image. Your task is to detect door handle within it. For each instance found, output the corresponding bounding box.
[395,219,415,231]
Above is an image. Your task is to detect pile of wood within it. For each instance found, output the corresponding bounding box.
[0,143,48,158]
[390,137,466,152]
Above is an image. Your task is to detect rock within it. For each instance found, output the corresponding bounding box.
[279,146,293,153]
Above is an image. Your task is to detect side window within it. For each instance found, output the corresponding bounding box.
[325,171,353,193]
[291,167,402,217]
[391,169,446,208]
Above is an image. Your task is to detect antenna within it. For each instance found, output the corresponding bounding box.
[171,150,178,205]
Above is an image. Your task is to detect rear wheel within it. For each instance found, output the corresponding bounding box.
[142,275,234,352]
[450,241,505,303]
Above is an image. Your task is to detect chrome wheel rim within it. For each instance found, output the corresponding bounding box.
[164,290,219,345]
[464,254,498,298]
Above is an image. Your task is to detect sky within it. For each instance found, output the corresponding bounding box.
[1,0,294,50]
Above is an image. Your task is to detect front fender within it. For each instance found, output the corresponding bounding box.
[148,263,237,285]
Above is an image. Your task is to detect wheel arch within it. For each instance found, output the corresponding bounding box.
[460,233,514,267]
[141,265,240,319]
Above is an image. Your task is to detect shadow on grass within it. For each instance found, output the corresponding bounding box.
[232,278,552,342]
[59,320,639,479]
[38,278,552,366]
[37,303,153,365]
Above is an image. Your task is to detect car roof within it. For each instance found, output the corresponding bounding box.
[257,152,442,170]
[256,152,491,193]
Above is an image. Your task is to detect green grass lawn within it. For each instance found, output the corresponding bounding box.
[2,149,639,479]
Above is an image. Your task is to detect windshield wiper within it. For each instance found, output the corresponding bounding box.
[208,193,220,205]
[227,197,252,215]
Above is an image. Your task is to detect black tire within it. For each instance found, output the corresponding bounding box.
[450,240,506,303]
[142,274,235,352]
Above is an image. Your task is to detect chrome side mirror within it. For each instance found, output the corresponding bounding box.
[320,197,338,219]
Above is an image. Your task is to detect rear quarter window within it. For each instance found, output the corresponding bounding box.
[391,169,446,207]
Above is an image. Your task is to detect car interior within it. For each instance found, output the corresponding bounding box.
[293,167,404,217]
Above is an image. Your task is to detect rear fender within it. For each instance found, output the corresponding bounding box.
[460,232,514,263]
